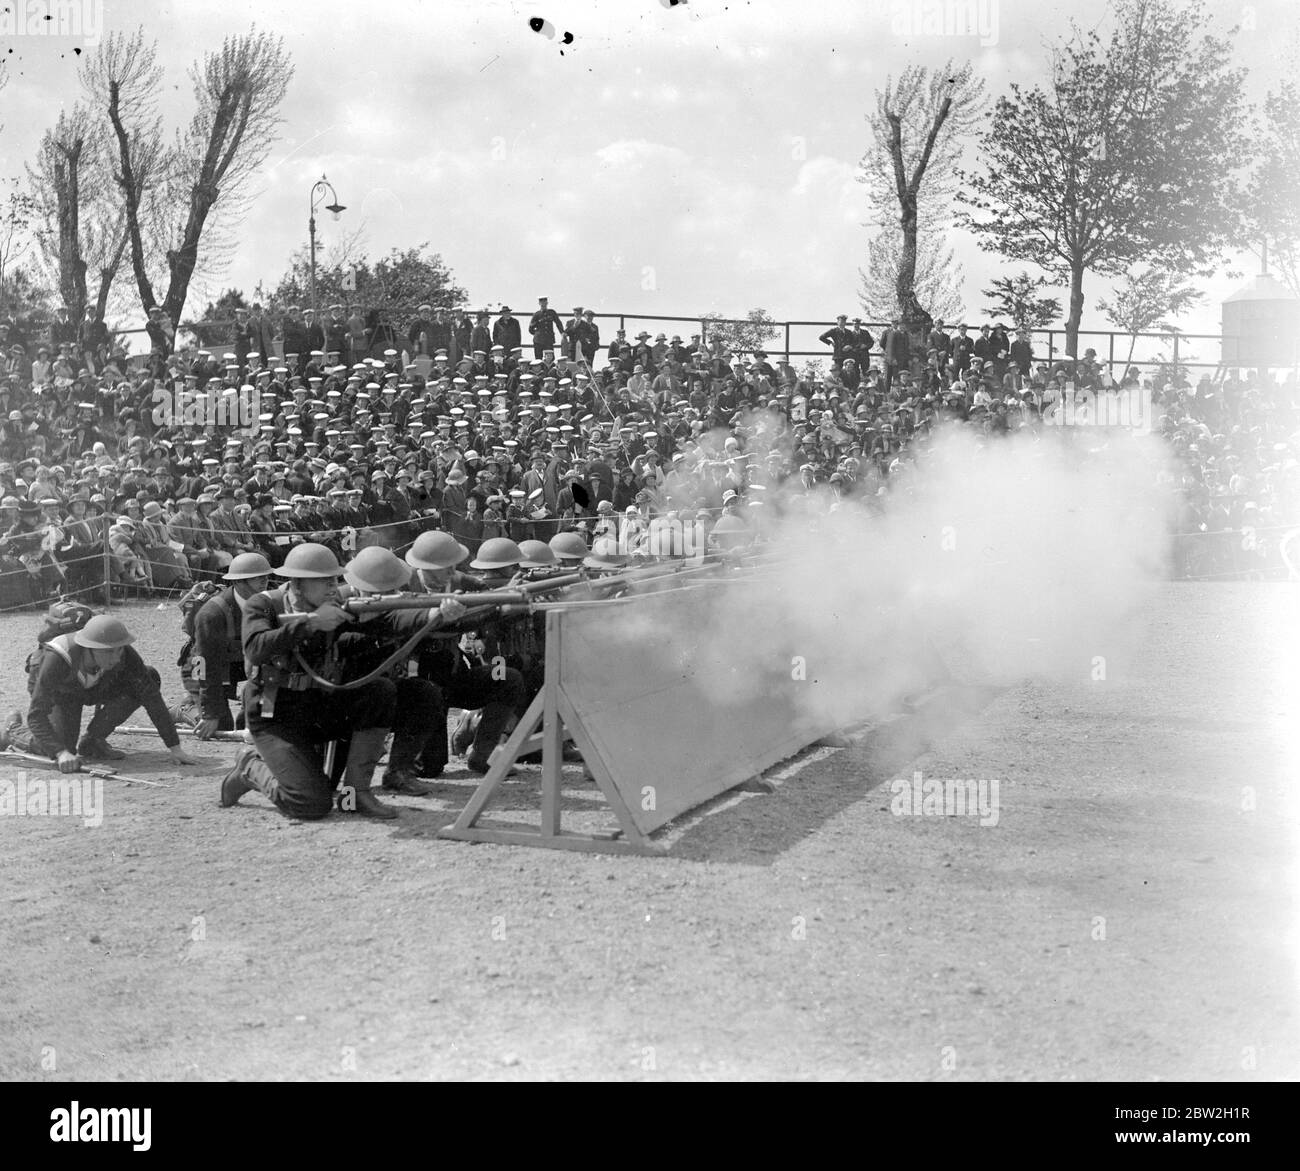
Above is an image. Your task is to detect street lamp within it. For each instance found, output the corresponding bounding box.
[308,174,346,319]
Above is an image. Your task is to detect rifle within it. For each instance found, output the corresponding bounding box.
[1,747,167,788]
[341,571,586,614]
[116,724,248,743]
[292,571,587,691]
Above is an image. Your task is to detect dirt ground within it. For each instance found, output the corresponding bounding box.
[0,583,1296,1081]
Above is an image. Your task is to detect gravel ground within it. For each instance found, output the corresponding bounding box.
[0,583,1296,1081]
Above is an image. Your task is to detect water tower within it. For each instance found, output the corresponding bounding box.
[1221,272,1300,370]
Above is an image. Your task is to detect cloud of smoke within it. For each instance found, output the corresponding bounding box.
[574,424,1176,736]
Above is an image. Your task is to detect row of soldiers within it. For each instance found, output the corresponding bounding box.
[2,510,754,820]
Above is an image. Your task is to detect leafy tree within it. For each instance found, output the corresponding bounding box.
[1245,83,1300,296]
[0,188,38,322]
[0,266,57,335]
[959,0,1250,356]
[1095,269,1202,367]
[700,308,779,356]
[258,244,467,329]
[982,272,1062,330]
[189,288,250,348]
[861,227,965,325]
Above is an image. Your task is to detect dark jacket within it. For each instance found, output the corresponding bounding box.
[27,636,179,755]
[189,588,246,719]
[492,315,522,353]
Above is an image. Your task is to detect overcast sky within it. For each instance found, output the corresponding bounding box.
[2,0,1297,353]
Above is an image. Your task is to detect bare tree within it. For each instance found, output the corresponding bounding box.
[858,61,985,342]
[26,106,131,323]
[81,26,293,324]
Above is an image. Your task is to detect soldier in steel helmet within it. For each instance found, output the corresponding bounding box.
[403,530,525,776]
[334,546,455,797]
[2,614,203,773]
[173,551,274,738]
[219,542,465,820]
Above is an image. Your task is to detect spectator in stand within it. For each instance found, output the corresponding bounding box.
[879,318,911,394]
[528,297,563,360]
[408,303,435,357]
[1009,328,1034,386]
[145,305,172,357]
[346,304,369,361]
[819,314,854,367]
[493,306,521,355]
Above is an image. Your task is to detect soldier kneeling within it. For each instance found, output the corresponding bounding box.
[220,542,463,820]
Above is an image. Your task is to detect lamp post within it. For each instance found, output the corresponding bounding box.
[308,175,346,319]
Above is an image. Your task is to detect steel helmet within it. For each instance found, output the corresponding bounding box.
[74,615,135,649]
[518,539,557,568]
[277,542,343,579]
[583,538,628,570]
[344,545,411,593]
[223,552,273,581]
[548,531,589,562]
[405,530,469,570]
[470,536,524,570]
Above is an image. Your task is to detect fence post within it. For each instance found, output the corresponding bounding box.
[102,516,112,609]
[784,321,791,366]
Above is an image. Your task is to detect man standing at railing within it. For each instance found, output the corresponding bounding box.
[1009,328,1034,388]
[407,303,434,359]
[145,305,173,357]
[529,297,563,361]
[325,305,350,366]
[879,318,911,394]
[493,305,522,356]
[281,305,308,363]
[819,314,854,368]
[575,310,600,366]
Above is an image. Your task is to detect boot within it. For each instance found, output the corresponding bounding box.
[220,745,277,807]
[0,709,21,752]
[342,727,398,819]
[450,709,478,756]
[77,735,126,761]
[383,731,434,796]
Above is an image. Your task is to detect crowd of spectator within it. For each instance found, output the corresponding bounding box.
[0,295,1296,608]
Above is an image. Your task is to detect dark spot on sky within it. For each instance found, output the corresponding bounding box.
[528,17,544,32]
[73,47,81,55]
[561,31,573,45]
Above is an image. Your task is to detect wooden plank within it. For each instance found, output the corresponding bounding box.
[437,824,662,856]
[539,608,564,838]
[557,685,650,849]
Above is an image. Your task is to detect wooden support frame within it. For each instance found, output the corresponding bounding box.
[437,610,665,855]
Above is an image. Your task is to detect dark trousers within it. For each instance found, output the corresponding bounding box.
[414,664,525,774]
[14,668,163,757]
[389,676,441,771]
[244,679,395,820]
